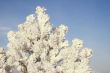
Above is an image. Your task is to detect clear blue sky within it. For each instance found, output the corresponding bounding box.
[0,0,110,73]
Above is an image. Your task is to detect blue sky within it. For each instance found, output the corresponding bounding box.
[0,0,110,73]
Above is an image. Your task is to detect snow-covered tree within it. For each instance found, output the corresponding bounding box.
[0,6,93,73]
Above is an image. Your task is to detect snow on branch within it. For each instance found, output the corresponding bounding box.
[0,6,93,73]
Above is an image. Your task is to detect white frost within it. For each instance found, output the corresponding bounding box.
[0,6,93,73]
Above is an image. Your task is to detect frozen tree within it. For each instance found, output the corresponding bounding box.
[0,6,93,73]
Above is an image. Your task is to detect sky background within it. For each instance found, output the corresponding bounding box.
[0,0,110,73]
